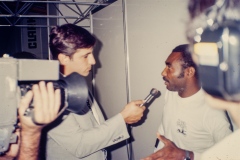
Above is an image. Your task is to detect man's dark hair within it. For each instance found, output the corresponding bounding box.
[49,23,96,60]
[172,44,198,79]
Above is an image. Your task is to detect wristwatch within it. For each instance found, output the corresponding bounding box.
[184,150,191,160]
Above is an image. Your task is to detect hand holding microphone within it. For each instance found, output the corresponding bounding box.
[140,88,160,107]
[120,88,160,124]
[121,100,146,124]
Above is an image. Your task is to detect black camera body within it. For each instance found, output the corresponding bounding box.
[0,56,88,154]
[193,22,240,101]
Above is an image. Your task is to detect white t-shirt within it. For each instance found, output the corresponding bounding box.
[155,89,232,160]
[200,129,240,160]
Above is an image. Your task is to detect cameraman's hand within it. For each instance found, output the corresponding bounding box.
[16,81,60,160]
[120,100,146,124]
[1,82,61,160]
[18,81,61,132]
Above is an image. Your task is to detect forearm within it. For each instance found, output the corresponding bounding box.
[48,113,129,158]
[74,114,129,157]
[17,130,41,160]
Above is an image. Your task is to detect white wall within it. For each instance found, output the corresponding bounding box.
[92,1,128,160]
[92,0,189,160]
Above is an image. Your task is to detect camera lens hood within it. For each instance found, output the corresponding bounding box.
[58,72,88,114]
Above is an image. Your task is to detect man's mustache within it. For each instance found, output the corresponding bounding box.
[163,77,169,82]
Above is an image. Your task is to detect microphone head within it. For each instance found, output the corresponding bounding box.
[150,88,159,97]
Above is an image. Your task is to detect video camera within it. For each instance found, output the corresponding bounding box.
[0,55,88,154]
[191,0,240,101]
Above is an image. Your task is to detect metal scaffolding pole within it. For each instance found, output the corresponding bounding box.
[0,0,116,27]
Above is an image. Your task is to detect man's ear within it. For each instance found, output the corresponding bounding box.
[58,53,70,65]
[186,67,195,78]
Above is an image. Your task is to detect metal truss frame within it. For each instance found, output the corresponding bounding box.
[0,0,117,27]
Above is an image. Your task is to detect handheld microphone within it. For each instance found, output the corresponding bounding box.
[140,88,160,107]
